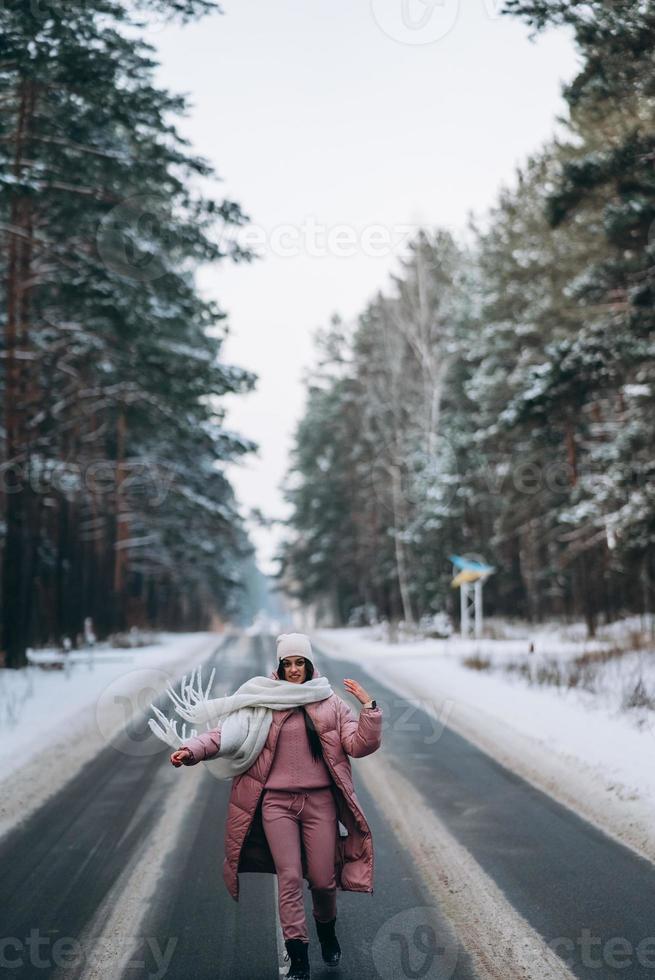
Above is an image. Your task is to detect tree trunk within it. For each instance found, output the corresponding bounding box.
[390,463,414,626]
[113,408,129,632]
[2,79,36,668]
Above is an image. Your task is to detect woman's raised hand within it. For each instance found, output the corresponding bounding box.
[343,678,371,705]
[170,748,192,767]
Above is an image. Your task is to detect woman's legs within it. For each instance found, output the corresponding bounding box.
[302,788,338,925]
[261,787,338,941]
[262,789,309,941]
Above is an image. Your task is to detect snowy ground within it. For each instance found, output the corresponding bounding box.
[312,621,655,864]
[0,631,227,839]
[4,619,653,862]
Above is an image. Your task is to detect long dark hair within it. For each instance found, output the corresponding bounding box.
[277,657,324,763]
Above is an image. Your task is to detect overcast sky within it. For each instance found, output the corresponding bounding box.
[149,0,580,576]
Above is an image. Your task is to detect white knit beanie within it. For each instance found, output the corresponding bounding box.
[276,632,313,660]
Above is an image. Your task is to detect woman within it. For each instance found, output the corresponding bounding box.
[163,632,382,980]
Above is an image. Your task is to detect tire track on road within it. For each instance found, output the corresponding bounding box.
[0,636,235,980]
[315,641,655,980]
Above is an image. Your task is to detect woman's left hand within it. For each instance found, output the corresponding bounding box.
[343,678,372,704]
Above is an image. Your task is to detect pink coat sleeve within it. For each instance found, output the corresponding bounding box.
[337,698,382,758]
[181,726,222,764]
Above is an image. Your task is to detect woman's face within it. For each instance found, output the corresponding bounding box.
[280,655,307,684]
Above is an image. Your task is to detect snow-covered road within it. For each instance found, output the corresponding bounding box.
[1,631,653,979]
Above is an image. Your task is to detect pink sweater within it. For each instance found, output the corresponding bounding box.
[183,706,333,790]
[264,707,332,789]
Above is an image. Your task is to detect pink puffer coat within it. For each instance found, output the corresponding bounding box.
[180,656,383,902]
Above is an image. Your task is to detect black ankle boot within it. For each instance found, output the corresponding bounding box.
[284,938,311,979]
[315,917,341,966]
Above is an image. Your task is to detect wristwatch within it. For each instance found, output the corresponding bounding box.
[363,699,377,709]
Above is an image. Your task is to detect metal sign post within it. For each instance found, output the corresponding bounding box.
[449,555,495,639]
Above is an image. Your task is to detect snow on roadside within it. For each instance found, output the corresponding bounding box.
[312,625,655,864]
[0,631,226,840]
[0,632,215,771]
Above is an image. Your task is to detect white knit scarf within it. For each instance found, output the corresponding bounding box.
[148,664,333,779]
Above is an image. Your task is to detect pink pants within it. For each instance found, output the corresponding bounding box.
[261,786,338,941]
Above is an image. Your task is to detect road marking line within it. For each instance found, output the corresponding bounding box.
[51,751,208,979]
[358,751,578,980]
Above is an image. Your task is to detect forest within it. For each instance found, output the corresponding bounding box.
[0,0,259,667]
[278,0,655,637]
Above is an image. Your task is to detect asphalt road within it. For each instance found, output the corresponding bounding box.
[0,633,653,980]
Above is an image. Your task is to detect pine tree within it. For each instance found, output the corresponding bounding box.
[500,0,655,627]
[0,0,257,665]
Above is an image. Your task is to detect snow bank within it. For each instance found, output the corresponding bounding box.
[312,624,655,864]
[0,631,226,840]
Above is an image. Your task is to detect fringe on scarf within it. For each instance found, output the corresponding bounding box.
[148,664,224,750]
